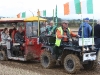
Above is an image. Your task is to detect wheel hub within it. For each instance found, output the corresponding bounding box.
[67,59,74,70]
[43,56,49,66]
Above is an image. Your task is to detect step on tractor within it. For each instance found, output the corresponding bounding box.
[0,17,46,61]
[40,32,99,73]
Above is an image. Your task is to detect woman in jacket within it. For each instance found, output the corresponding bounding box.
[1,28,12,57]
[1,28,12,43]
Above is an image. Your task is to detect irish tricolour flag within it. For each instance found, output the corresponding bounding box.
[64,0,93,15]
[81,0,93,14]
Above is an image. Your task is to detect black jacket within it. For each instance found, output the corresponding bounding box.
[15,31,25,45]
[94,24,100,38]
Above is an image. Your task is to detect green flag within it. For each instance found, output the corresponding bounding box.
[74,0,81,14]
[87,0,93,14]
[22,12,26,18]
[43,10,46,17]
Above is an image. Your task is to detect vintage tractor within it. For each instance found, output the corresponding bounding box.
[40,30,98,74]
[0,17,46,61]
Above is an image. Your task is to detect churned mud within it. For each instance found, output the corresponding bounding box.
[0,60,100,75]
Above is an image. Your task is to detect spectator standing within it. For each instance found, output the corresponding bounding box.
[78,18,92,38]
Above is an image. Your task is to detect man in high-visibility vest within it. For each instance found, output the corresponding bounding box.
[54,21,79,60]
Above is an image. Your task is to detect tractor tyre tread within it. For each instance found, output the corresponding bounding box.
[40,51,56,69]
[64,54,81,74]
[83,60,97,70]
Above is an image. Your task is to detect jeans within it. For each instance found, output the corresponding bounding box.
[94,38,100,55]
[95,38,100,48]
[53,42,68,59]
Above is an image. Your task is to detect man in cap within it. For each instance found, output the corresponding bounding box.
[54,20,78,60]
[78,18,92,38]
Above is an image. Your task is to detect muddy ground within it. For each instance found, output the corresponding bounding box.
[0,60,100,75]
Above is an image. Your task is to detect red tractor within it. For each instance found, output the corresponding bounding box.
[0,17,46,61]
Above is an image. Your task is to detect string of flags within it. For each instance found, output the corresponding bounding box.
[17,0,93,18]
[17,12,26,18]
[17,10,47,18]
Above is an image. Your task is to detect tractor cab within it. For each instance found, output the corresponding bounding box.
[0,17,47,61]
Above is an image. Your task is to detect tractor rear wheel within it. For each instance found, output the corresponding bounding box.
[0,50,7,61]
[64,54,81,74]
[40,51,56,69]
[83,61,97,70]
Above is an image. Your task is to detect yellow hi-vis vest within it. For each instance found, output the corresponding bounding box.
[55,27,70,47]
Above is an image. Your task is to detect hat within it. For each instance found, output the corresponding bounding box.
[62,20,69,24]
[84,18,89,20]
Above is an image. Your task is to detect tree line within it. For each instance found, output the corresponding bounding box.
[42,17,97,27]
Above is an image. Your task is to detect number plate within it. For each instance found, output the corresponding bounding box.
[83,52,96,62]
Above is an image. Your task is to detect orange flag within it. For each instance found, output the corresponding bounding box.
[17,13,20,18]
[64,2,69,15]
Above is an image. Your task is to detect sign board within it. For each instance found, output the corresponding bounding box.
[83,52,96,62]
[79,38,94,46]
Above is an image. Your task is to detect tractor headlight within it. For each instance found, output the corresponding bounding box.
[87,47,89,51]
[83,47,89,51]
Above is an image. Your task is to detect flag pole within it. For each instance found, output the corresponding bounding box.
[45,10,46,19]
[81,14,84,51]
[53,9,54,22]
[92,15,94,49]
[38,9,40,36]
[55,5,58,26]
[44,10,46,27]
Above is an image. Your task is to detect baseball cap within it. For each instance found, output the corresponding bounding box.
[84,18,89,20]
[62,21,69,24]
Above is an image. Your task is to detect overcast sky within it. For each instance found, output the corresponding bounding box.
[0,0,100,19]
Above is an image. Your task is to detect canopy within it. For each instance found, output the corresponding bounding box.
[0,18,24,22]
[24,16,47,21]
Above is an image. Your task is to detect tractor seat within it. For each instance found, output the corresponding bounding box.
[13,43,20,46]
[46,36,56,45]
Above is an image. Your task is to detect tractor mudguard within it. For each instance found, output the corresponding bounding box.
[41,46,54,54]
[64,47,81,52]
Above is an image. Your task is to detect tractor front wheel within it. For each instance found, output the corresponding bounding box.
[40,51,56,69]
[64,54,81,74]
[83,61,97,70]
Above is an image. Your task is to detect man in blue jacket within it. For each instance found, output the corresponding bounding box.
[78,18,92,38]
